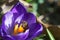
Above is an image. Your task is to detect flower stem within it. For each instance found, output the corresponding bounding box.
[46,28,55,40]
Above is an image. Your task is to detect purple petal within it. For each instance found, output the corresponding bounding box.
[2,35,15,40]
[0,28,7,36]
[2,12,14,34]
[13,29,29,40]
[10,2,27,22]
[14,13,36,25]
[0,26,1,36]
[22,13,36,25]
[27,23,43,40]
[15,14,24,24]
[11,2,27,15]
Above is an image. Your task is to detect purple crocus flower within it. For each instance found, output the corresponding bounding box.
[0,2,43,40]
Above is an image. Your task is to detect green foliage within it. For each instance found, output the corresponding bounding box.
[38,0,44,4]
[33,34,46,40]
[26,0,32,3]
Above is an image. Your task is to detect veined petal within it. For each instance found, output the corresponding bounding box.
[13,29,29,40]
[0,26,1,36]
[2,12,14,34]
[22,13,36,25]
[15,14,24,24]
[2,35,15,40]
[10,2,27,22]
[27,23,43,40]
[0,28,7,36]
[11,2,27,15]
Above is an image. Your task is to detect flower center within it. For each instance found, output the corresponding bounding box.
[13,21,28,35]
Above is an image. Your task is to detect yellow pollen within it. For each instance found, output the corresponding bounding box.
[18,24,24,33]
[13,24,18,34]
[13,24,24,35]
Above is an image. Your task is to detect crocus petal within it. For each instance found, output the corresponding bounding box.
[15,14,24,24]
[0,28,7,36]
[2,12,14,34]
[22,13,36,25]
[15,13,36,25]
[13,29,29,40]
[2,35,15,40]
[0,26,2,36]
[11,2,27,15]
[10,2,27,22]
[27,23,43,40]
[0,26,1,36]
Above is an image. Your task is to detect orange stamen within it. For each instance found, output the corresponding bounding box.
[13,24,18,34]
[13,24,25,35]
[18,24,24,33]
